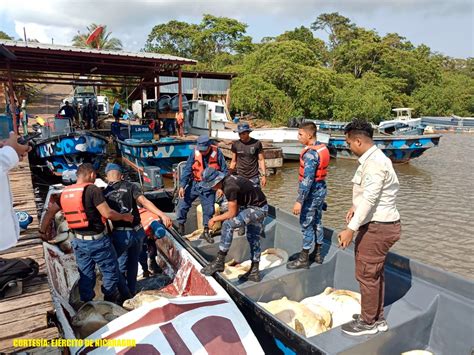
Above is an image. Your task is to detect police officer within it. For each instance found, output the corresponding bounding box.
[39,163,133,304]
[103,163,171,295]
[287,122,330,269]
[200,167,268,282]
[175,135,228,242]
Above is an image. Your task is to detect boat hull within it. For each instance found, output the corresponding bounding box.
[328,134,442,163]
[30,132,107,176]
[174,205,474,354]
[115,138,196,174]
[41,184,263,354]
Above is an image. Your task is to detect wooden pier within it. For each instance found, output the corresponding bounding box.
[0,157,60,353]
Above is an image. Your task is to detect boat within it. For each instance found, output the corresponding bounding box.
[40,183,264,354]
[30,117,107,176]
[172,203,474,354]
[421,116,474,134]
[112,123,197,175]
[186,100,330,160]
[378,108,426,136]
[328,134,442,164]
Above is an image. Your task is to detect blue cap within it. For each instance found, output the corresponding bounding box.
[234,123,253,134]
[196,135,211,151]
[105,163,122,174]
[201,167,226,189]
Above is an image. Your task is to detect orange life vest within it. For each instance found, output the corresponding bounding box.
[139,208,160,237]
[298,144,330,182]
[60,183,93,229]
[192,145,220,181]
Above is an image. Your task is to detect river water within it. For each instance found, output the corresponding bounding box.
[265,134,474,280]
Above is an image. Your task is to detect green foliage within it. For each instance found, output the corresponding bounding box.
[332,73,392,123]
[143,12,473,122]
[72,24,122,50]
[145,14,252,65]
[0,31,13,40]
[231,75,294,124]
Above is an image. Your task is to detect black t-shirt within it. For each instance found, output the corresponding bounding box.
[72,185,106,235]
[231,138,263,179]
[222,175,267,208]
[103,181,143,227]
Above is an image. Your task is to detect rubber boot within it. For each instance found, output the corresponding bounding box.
[200,227,214,243]
[286,249,310,269]
[309,244,323,264]
[148,257,162,274]
[177,223,185,235]
[238,262,261,282]
[201,250,226,276]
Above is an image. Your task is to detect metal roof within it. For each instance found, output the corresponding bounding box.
[0,40,196,79]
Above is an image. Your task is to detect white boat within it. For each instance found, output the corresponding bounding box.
[187,100,330,160]
[41,182,264,354]
[378,108,425,136]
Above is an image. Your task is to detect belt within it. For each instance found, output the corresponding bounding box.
[114,224,143,232]
[74,232,105,241]
[371,220,400,225]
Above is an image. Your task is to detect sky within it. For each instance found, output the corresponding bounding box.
[0,0,472,58]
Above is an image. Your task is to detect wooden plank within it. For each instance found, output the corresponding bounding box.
[0,327,60,353]
[0,291,54,313]
[0,301,53,326]
[0,314,49,341]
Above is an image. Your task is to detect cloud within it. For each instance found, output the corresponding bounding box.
[1,0,472,56]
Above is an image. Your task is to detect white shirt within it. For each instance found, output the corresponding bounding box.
[0,146,20,251]
[348,145,400,231]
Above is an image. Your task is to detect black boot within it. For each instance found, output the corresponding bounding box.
[309,244,323,264]
[286,249,310,269]
[177,223,185,235]
[103,289,122,305]
[201,251,226,276]
[200,227,214,243]
[238,262,261,282]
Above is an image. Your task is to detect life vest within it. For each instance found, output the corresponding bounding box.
[60,183,93,229]
[139,208,167,238]
[192,145,220,181]
[298,144,330,182]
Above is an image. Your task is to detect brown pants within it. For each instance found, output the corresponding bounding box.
[355,222,401,324]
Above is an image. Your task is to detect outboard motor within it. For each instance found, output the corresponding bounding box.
[142,166,163,191]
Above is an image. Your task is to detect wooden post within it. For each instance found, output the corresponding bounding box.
[178,67,183,113]
[6,61,17,134]
[208,109,212,137]
[140,85,144,121]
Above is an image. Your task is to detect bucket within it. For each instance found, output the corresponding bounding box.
[197,203,221,233]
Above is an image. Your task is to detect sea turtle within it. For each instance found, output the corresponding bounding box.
[122,290,175,311]
[71,301,127,338]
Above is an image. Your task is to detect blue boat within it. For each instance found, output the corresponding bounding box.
[421,116,474,133]
[112,124,196,174]
[30,118,107,176]
[328,134,442,163]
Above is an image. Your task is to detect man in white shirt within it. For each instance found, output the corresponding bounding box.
[338,119,401,336]
[0,132,31,251]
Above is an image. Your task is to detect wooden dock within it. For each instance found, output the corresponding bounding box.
[0,157,60,353]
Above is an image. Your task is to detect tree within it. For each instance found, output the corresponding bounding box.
[275,26,329,64]
[145,14,253,64]
[231,74,294,124]
[0,31,13,40]
[311,12,356,50]
[72,24,122,50]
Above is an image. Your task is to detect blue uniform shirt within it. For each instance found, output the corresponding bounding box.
[180,148,228,188]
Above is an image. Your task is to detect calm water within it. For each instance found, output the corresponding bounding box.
[265,134,474,280]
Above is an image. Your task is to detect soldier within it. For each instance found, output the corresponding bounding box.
[200,167,268,282]
[175,135,228,242]
[39,163,133,304]
[103,163,171,295]
[287,122,330,269]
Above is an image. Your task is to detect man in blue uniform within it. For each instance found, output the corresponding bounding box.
[175,135,227,242]
[287,122,330,269]
[200,167,268,282]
